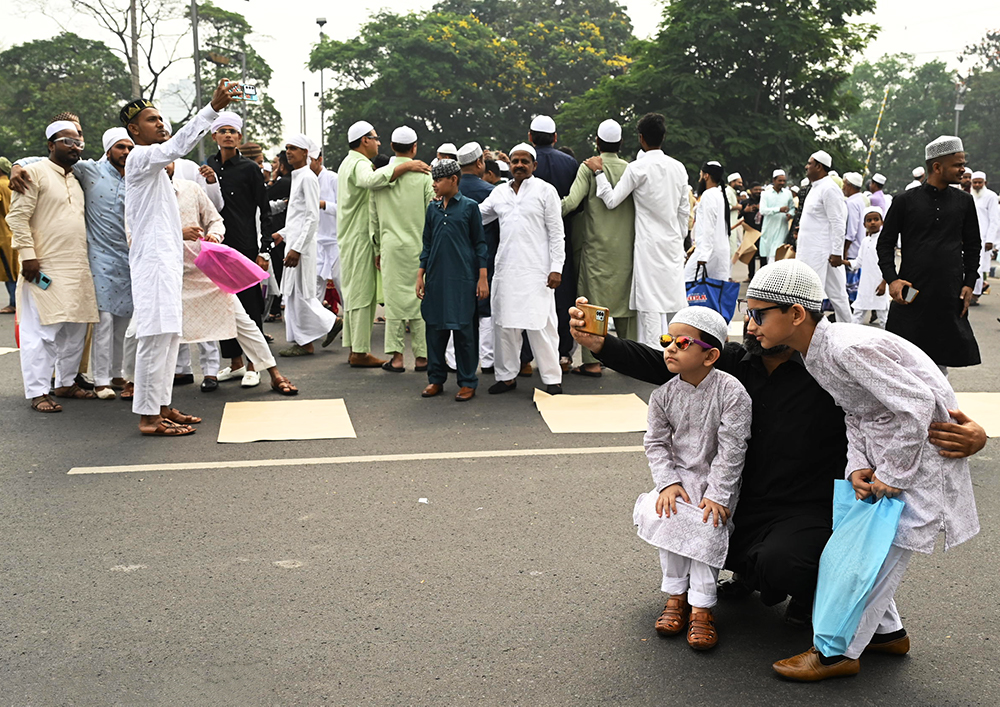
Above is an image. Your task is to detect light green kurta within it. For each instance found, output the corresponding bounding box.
[336,150,393,314]
[370,156,434,321]
[561,153,636,318]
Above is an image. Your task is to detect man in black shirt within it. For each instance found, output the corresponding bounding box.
[739,182,764,278]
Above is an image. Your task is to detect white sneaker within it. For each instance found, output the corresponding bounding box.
[241,370,261,388]
[217,366,246,382]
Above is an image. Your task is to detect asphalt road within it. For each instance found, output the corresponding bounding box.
[1,293,998,706]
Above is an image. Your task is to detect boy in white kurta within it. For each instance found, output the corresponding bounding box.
[848,206,889,328]
[635,306,751,651]
[745,260,979,681]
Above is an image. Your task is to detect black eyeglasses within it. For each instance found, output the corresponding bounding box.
[737,299,787,326]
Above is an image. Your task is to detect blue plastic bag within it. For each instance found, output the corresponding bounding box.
[812,479,905,657]
[685,265,740,321]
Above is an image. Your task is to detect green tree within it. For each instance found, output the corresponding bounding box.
[834,54,956,192]
[557,0,878,182]
[0,32,131,161]
[961,31,1000,174]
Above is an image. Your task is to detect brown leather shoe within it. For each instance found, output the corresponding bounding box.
[687,608,718,651]
[455,386,475,402]
[518,362,533,377]
[864,634,910,655]
[654,595,689,637]
[772,647,860,682]
[421,383,443,398]
[349,353,388,367]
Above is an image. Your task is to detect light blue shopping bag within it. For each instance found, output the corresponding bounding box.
[812,479,905,657]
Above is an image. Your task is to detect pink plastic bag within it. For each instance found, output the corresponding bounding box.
[193,240,269,294]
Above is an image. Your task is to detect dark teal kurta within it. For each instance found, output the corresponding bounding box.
[419,193,488,329]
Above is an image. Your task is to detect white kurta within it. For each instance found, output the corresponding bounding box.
[972,187,999,279]
[125,102,218,337]
[797,175,851,320]
[316,167,339,282]
[848,233,889,311]
[480,176,565,330]
[595,149,690,313]
[284,165,336,345]
[684,187,730,281]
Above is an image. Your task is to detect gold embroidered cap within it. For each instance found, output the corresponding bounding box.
[120,99,155,126]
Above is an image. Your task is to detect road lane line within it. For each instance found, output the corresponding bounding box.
[67,445,645,475]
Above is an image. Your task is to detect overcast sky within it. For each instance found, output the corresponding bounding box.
[5,0,999,147]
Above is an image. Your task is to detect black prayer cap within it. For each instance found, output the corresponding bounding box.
[120,99,155,126]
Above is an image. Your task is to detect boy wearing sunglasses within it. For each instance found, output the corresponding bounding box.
[635,306,751,651]
[744,259,979,681]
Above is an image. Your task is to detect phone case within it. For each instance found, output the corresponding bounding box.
[580,304,610,336]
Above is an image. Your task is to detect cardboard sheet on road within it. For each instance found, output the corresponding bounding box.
[954,392,1000,438]
[533,389,648,434]
[217,399,357,443]
[0,347,18,356]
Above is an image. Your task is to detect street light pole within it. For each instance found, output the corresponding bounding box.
[954,80,966,135]
[191,0,204,161]
[317,18,327,149]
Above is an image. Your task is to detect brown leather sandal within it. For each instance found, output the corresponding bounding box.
[655,595,690,636]
[687,609,718,650]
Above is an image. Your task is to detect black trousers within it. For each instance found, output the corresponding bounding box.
[553,238,577,358]
[426,322,478,388]
[220,285,265,359]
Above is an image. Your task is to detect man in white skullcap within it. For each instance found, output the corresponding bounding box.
[337,120,430,366]
[6,120,99,412]
[584,113,690,348]
[561,119,637,376]
[369,125,434,372]
[841,171,867,261]
[877,135,980,373]
[726,172,744,256]
[744,260,980,683]
[436,143,458,162]
[867,172,890,214]
[960,166,973,193]
[970,171,998,300]
[758,169,795,263]
[797,149,851,323]
[307,137,341,322]
[905,166,924,191]
[479,142,565,394]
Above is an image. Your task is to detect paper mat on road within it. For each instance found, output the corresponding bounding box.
[217,399,357,443]
[533,389,648,434]
[0,347,18,356]
[954,392,1000,438]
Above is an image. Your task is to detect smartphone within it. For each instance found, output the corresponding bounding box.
[578,303,610,336]
[901,285,919,303]
[227,81,260,102]
[37,272,52,290]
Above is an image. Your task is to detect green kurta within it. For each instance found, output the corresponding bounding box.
[336,150,393,313]
[561,153,636,318]
[370,156,434,320]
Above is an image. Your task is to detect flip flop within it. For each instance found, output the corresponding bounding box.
[414,364,428,372]
[31,394,62,413]
[141,419,196,436]
[271,376,299,396]
[569,366,603,378]
[381,361,405,373]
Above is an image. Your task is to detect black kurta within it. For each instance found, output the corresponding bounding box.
[877,182,981,367]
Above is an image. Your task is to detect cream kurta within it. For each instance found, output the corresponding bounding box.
[174,179,236,343]
[479,176,566,330]
[7,159,98,325]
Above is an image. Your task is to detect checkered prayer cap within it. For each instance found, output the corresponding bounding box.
[670,307,728,350]
[431,159,461,179]
[747,260,824,311]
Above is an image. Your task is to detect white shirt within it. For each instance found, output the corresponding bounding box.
[685,187,730,281]
[316,167,338,245]
[595,149,690,313]
[125,102,218,337]
[848,233,889,311]
[797,175,847,275]
[844,192,867,259]
[172,158,225,213]
[480,176,565,330]
[971,187,999,247]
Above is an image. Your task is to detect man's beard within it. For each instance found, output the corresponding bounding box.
[697,177,708,196]
[972,186,983,196]
[743,332,790,357]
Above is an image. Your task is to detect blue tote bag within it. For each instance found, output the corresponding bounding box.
[812,479,905,657]
[685,264,740,322]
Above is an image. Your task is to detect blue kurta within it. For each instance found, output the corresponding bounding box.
[419,193,488,329]
[75,160,132,317]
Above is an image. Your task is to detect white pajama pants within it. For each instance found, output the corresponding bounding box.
[495,318,561,385]
[18,286,88,399]
[133,332,181,415]
[446,316,494,369]
[316,242,343,307]
[659,549,720,609]
[91,311,130,386]
[822,264,852,323]
[234,297,276,370]
[842,545,912,659]
[175,341,221,377]
[850,307,887,329]
[638,311,679,349]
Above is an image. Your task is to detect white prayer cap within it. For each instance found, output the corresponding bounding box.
[597,119,621,142]
[390,125,418,145]
[829,170,840,178]
[972,171,987,180]
[261,162,272,173]
[747,259,825,312]
[871,173,886,185]
[45,120,78,140]
[498,160,510,173]
[843,171,863,188]
[912,166,925,178]
[285,133,312,151]
[800,177,810,187]
[772,169,786,178]
[436,142,458,157]
[307,138,321,161]
[529,115,556,133]
[727,172,741,183]
[669,307,728,349]
[925,135,964,160]
[964,167,973,175]
[810,150,832,169]
[706,160,722,167]
[791,186,800,194]
[348,120,374,142]
[211,111,243,133]
[102,127,132,153]
[864,205,884,219]
[457,141,483,166]
[509,142,537,160]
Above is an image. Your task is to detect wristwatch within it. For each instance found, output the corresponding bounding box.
[594,169,604,176]
[259,252,271,262]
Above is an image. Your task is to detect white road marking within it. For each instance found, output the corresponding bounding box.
[67,445,644,475]
[273,560,303,569]
[109,564,147,573]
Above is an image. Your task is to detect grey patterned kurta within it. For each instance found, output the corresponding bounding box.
[636,367,753,568]
[803,318,979,554]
